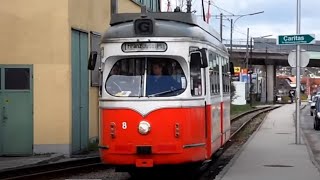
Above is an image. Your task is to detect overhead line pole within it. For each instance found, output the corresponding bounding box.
[296,0,301,144]
[206,0,211,23]
[167,0,171,12]
[250,37,253,107]
[220,13,223,41]
[246,28,250,69]
[186,0,191,13]
[201,0,206,22]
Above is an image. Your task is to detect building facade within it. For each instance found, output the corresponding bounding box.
[0,0,159,156]
[132,0,161,12]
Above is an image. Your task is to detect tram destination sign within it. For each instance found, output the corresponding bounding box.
[277,34,315,45]
[122,42,167,52]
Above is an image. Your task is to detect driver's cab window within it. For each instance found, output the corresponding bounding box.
[105,58,186,97]
[106,59,144,97]
[190,52,202,96]
[146,59,186,97]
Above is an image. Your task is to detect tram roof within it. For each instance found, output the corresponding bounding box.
[102,12,227,52]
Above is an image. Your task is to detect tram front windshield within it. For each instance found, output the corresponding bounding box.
[105,58,186,97]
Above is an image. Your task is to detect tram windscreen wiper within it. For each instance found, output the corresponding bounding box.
[148,88,183,97]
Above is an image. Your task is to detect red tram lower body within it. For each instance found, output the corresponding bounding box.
[99,105,229,167]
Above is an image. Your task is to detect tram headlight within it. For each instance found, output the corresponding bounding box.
[138,121,151,135]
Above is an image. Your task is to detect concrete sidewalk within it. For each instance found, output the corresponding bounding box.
[0,151,99,172]
[215,104,320,180]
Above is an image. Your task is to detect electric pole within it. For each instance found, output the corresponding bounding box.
[167,0,171,12]
[246,28,250,69]
[230,19,233,61]
[206,0,211,23]
[202,0,206,22]
[220,13,223,41]
[187,0,191,13]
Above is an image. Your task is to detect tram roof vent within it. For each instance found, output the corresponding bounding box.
[141,5,147,16]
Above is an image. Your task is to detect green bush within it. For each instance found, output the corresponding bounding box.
[301,93,308,100]
[88,137,99,151]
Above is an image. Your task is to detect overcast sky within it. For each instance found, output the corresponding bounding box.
[161,0,319,43]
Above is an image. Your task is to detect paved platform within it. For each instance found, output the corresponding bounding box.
[215,103,320,180]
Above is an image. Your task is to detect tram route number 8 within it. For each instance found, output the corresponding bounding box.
[122,122,127,129]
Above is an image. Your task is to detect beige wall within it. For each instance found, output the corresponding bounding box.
[0,0,141,154]
[68,0,141,142]
[119,0,143,13]
[0,0,70,144]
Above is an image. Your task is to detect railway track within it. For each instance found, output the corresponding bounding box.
[230,105,280,138]
[0,105,281,180]
[199,105,281,180]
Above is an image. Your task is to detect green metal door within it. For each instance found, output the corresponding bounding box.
[71,30,89,154]
[0,66,33,156]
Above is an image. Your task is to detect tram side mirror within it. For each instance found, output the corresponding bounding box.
[199,48,208,68]
[229,62,235,75]
[88,51,98,70]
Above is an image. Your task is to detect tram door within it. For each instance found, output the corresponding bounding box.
[190,52,207,138]
[0,66,33,156]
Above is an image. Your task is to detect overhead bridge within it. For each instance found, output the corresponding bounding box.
[232,49,320,67]
[228,38,320,103]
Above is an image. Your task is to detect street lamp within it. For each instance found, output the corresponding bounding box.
[229,11,264,61]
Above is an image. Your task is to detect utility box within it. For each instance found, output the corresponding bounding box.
[232,81,247,105]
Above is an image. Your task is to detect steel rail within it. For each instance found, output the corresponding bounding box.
[230,105,281,139]
[231,105,272,122]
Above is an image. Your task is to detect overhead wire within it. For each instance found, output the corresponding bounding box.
[203,0,234,15]
[200,0,281,52]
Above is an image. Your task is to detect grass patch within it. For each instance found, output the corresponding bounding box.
[231,104,253,116]
[251,101,274,106]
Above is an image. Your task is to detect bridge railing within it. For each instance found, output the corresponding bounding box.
[223,38,320,53]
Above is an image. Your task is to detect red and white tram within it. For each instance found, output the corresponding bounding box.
[88,6,233,170]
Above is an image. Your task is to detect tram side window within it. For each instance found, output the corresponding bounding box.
[209,51,219,95]
[215,60,219,94]
[222,58,230,93]
[223,58,228,93]
[209,52,214,95]
[190,52,202,96]
[225,58,230,92]
[222,58,226,92]
[217,55,223,93]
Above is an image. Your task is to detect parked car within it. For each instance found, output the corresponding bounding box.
[310,95,319,116]
[313,98,320,130]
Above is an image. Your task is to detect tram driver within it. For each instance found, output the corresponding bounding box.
[146,61,181,96]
